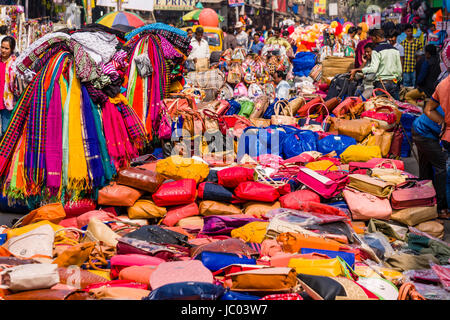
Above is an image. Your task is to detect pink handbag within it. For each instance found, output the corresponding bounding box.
[110,254,166,280]
[343,187,392,220]
[158,102,173,140]
[149,260,213,290]
[297,166,348,199]
[390,181,436,210]
[161,202,199,227]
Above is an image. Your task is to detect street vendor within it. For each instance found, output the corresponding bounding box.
[186,27,210,72]
[273,70,291,100]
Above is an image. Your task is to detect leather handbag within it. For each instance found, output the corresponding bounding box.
[323,97,341,113]
[297,97,323,117]
[234,181,280,202]
[156,155,209,184]
[195,251,256,272]
[190,238,259,258]
[143,282,225,300]
[340,145,382,164]
[16,203,66,227]
[0,263,60,292]
[217,166,255,188]
[299,103,330,132]
[202,109,227,135]
[201,215,261,236]
[414,220,444,239]
[279,190,321,210]
[361,128,394,158]
[297,167,349,199]
[161,203,199,227]
[199,200,242,216]
[82,217,120,247]
[116,237,182,260]
[230,221,269,243]
[349,158,405,172]
[361,105,397,130]
[64,199,96,219]
[3,289,94,300]
[127,199,167,220]
[329,118,376,142]
[243,201,281,218]
[276,232,343,253]
[288,257,354,278]
[98,183,144,207]
[90,286,150,300]
[271,100,297,126]
[198,182,235,202]
[152,179,198,207]
[117,167,166,193]
[158,101,173,140]
[52,241,97,268]
[110,254,166,280]
[343,188,392,221]
[6,224,54,259]
[332,97,363,119]
[149,260,213,290]
[391,205,438,226]
[387,126,404,158]
[390,181,436,210]
[346,173,394,198]
[227,267,298,293]
[250,95,270,119]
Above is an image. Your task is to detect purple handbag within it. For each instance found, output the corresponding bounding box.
[201,215,262,236]
[116,237,189,260]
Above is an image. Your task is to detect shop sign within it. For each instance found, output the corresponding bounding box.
[154,0,196,11]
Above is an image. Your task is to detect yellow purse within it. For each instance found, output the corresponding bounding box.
[230,221,269,243]
[127,199,167,219]
[288,257,354,279]
[156,155,209,183]
[340,145,382,164]
[305,160,337,171]
[7,220,63,240]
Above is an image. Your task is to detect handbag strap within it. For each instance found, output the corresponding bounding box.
[274,100,290,116]
[374,159,398,171]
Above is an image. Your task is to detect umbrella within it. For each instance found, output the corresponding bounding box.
[97,11,146,29]
[111,24,136,33]
[182,9,224,22]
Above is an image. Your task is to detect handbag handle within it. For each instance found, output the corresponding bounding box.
[306,102,330,119]
[373,105,395,113]
[372,88,394,101]
[374,159,398,171]
[274,100,290,117]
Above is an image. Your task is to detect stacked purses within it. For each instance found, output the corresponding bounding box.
[217,166,255,188]
[161,203,199,227]
[390,181,436,210]
[195,251,257,272]
[343,188,392,221]
[234,181,280,202]
[117,167,166,193]
[346,174,394,198]
[152,179,197,207]
[297,167,348,199]
[197,182,234,202]
[98,183,144,207]
[199,201,242,216]
[227,267,298,294]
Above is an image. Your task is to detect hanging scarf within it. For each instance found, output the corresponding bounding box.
[67,64,89,198]
[81,85,105,190]
[89,97,115,184]
[60,66,71,200]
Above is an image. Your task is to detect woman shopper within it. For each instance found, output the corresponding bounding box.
[0,36,16,138]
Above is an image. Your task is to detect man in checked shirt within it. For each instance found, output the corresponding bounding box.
[401,24,423,88]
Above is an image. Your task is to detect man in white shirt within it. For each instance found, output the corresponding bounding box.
[186,27,210,72]
[273,70,291,100]
[235,21,249,50]
[388,30,405,68]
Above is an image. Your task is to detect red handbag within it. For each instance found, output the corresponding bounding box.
[297,97,323,117]
[152,179,197,207]
[202,109,228,135]
[64,199,96,218]
[161,203,199,227]
[388,126,404,158]
[234,181,280,202]
[279,190,321,210]
[349,158,405,173]
[391,181,436,210]
[217,166,255,188]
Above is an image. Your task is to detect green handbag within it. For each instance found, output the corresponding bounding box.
[237,99,255,118]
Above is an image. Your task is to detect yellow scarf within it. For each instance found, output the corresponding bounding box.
[67,66,89,198]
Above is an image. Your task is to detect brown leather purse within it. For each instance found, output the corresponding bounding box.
[97,182,144,207]
[4,289,95,300]
[116,167,166,193]
[329,118,377,142]
[16,203,66,227]
[52,242,97,268]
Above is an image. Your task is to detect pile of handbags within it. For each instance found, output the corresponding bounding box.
[0,147,449,301]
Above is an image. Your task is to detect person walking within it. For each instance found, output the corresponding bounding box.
[235,22,249,50]
[0,36,16,138]
[358,29,402,100]
[223,26,238,51]
[401,23,423,87]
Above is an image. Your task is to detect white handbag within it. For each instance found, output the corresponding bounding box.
[82,217,120,247]
[6,224,54,259]
[0,263,60,291]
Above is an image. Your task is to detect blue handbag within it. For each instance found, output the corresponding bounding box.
[300,248,356,268]
[195,251,256,272]
[317,134,357,156]
[220,290,261,300]
[225,99,242,115]
[262,98,284,119]
[143,281,225,300]
[198,182,234,202]
[281,129,318,159]
[237,126,284,160]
